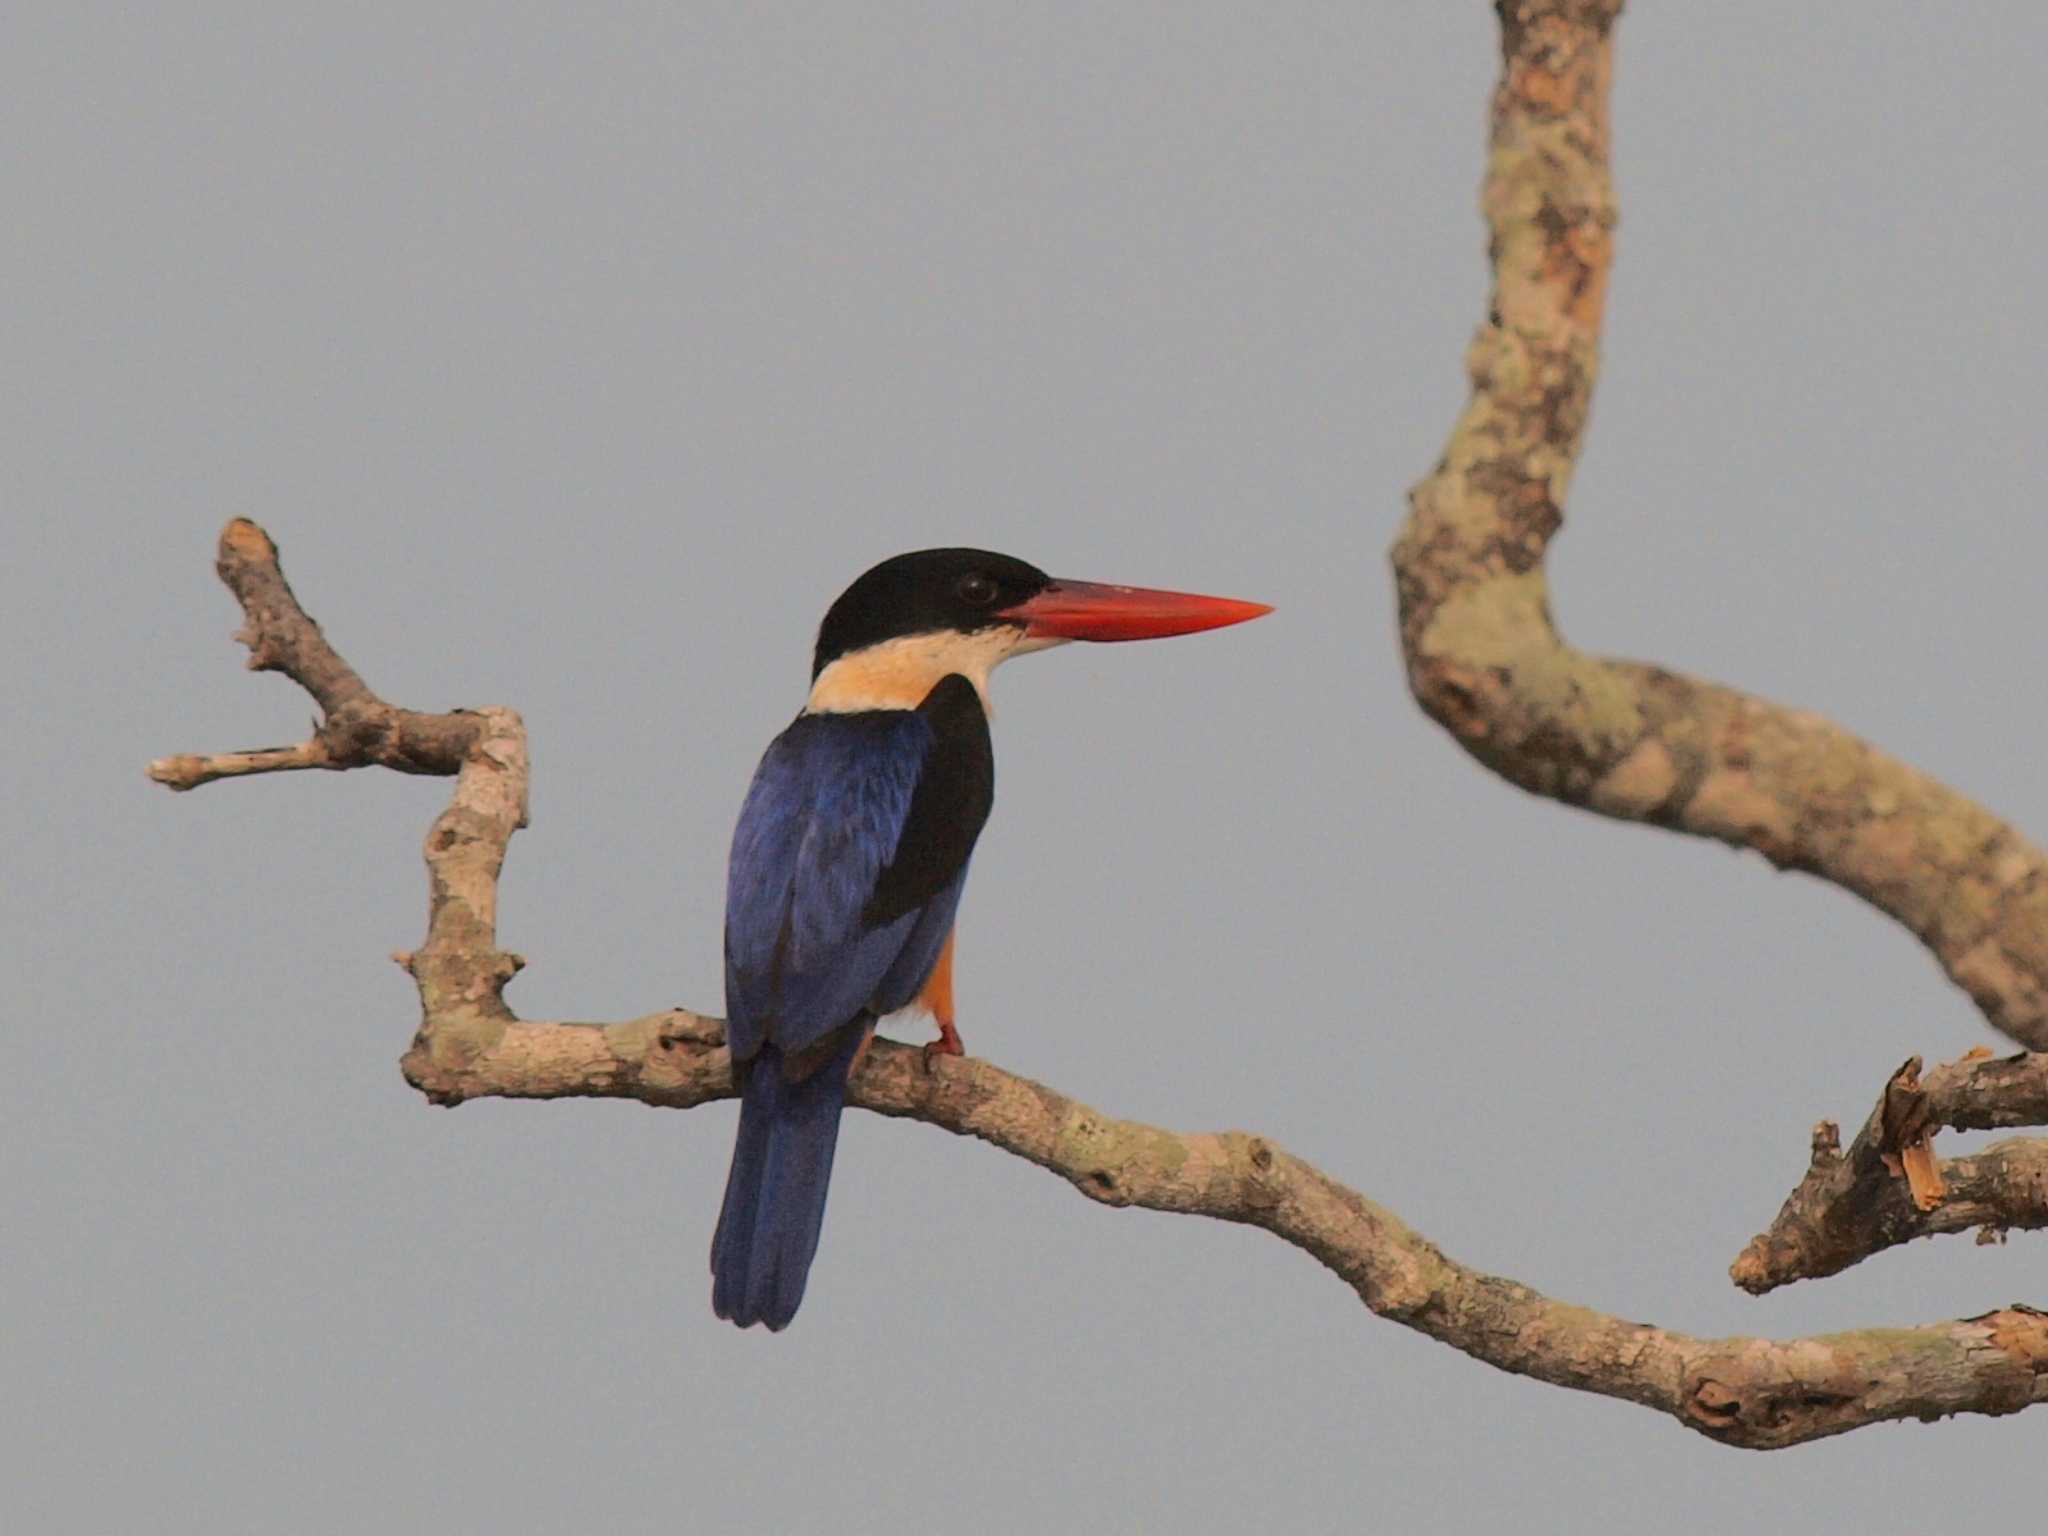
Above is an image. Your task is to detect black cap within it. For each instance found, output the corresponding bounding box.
[812,549,1052,678]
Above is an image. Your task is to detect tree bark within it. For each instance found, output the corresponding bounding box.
[1391,0,2048,1053]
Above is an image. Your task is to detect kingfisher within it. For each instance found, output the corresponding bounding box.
[711,547,1271,1330]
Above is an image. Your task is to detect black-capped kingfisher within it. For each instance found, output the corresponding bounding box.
[712,548,1270,1329]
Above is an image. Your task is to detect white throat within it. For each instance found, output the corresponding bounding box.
[806,628,1065,714]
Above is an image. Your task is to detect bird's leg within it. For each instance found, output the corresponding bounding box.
[923,1019,964,1071]
[918,930,964,1073]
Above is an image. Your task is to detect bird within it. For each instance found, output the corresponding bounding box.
[711,547,1271,1330]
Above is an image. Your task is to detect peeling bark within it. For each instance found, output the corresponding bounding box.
[1735,1049,2048,1293]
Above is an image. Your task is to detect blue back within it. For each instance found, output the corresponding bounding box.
[725,710,949,1058]
[712,706,978,1328]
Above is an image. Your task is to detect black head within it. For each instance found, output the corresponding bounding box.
[812,548,1052,678]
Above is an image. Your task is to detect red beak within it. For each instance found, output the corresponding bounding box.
[997,579,1273,642]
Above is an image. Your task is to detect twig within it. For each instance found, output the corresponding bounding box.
[1734,1049,2048,1294]
[147,519,482,791]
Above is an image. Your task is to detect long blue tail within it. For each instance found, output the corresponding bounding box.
[710,1028,864,1330]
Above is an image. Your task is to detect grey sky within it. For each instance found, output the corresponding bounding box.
[7,3,2044,1531]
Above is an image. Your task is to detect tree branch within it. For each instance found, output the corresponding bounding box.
[148,519,482,792]
[1391,0,2048,1051]
[149,516,2048,1448]
[145,0,2048,1455]
[1734,1050,2048,1294]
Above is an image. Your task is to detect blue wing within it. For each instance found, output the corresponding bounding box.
[724,710,939,1062]
[712,696,988,1329]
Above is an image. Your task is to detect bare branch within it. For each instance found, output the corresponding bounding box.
[1390,0,2048,1050]
[1735,1049,2048,1294]
[414,1015,2048,1450]
[148,519,482,791]
[149,518,2048,1448]
[147,740,337,791]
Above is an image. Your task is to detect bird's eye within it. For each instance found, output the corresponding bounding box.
[957,572,1000,607]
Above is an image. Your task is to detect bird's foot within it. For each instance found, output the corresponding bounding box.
[921,1020,965,1074]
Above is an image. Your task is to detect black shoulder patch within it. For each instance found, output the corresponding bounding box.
[862,674,994,925]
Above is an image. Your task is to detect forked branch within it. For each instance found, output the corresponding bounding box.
[148,520,482,791]
[1735,1050,2048,1294]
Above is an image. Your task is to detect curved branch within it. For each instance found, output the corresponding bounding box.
[1390,0,2048,1050]
[1735,1050,2048,1294]
[149,518,2048,1448]
[417,1013,2048,1451]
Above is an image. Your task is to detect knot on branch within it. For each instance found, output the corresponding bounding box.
[1680,1363,1860,1452]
